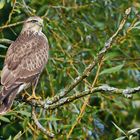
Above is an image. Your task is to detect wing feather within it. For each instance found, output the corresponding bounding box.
[1,30,49,87]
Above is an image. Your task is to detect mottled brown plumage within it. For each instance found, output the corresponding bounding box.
[0,17,49,114]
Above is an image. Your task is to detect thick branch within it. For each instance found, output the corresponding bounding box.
[44,85,140,110]
[20,85,140,110]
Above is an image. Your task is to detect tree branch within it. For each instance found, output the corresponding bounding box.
[44,85,140,110]
[32,106,54,138]
[0,21,24,30]
[46,7,132,105]
[20,85,140,110]
[5,0,17,25]
[22,0,35,16]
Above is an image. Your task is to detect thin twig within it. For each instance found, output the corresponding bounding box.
[22,0,34,16]
[5,0,17,25]
[67,57,104,138]
[42,4,93,10]
[0,21,24,30]
[0,0,17,33]
[32,106,54,138]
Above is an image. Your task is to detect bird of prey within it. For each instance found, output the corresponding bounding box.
[0,16,49,114]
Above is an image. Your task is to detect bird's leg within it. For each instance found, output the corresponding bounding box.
[27,75,41,100]
[27,86,41,100]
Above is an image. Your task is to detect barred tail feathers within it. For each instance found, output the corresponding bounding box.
[0,87,18,115]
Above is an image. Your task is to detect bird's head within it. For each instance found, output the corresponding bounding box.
[22,16,44,33]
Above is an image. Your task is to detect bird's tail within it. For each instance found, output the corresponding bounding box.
[0,86,19,115]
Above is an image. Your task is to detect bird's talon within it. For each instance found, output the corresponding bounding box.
[27,95,41,101]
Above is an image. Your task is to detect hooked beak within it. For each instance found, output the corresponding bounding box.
[38,22,44,28]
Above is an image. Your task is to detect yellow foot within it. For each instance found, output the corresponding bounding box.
[27,94,41,101]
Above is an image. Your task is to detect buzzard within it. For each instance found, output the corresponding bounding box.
[0,17,49,114]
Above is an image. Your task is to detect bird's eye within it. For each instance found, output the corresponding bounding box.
[31,20,38,23]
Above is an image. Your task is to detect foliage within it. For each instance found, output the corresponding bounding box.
[0,0,140,139]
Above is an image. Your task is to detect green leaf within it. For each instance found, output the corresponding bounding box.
[0,55,5,58]
[40,117,61,121]
[16,111,31,117]
[114,136,126,140]
[60,125,72,129]
[7,136,12,140]
[0,116,10,123]
[100,64,124,75]
[112,122,126,136]
[113,99,126,109]
[0,0,5,9]
[13,131,22,140]
[132,21,140,30]
[105,52,120,60]
[127,128,140,135]
[0,44,7,49]
[133,21,140,27]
